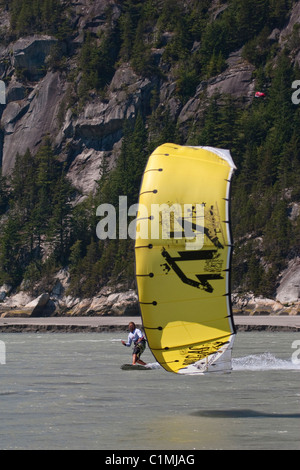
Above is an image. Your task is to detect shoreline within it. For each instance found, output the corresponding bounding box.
[0,315,299,333]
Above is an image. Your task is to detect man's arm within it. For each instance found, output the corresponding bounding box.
[121,334,132,347]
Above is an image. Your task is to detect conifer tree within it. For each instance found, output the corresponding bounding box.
[10,149,37,221]
[0,215,23,285]
[47,165,73,263]
[0,175,8,215]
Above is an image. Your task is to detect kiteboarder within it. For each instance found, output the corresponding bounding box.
[121,322,147,366]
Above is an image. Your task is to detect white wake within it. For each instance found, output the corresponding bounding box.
[232,352,300,371]
[127,354,300,372]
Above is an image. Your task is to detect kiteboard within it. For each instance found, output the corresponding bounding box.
[121,364,151,371]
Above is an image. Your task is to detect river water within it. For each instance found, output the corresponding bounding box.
[0,331,299,450]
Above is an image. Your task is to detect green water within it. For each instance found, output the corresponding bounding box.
[0,332,299,450]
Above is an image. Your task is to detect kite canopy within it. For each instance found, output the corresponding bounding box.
[135,144,236,375]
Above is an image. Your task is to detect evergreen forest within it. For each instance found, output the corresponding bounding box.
[0,0,300,302]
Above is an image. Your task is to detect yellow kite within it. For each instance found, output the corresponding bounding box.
[135,144,236,374]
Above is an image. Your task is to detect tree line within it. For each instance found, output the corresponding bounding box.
[1,52,300,299]
[0,0,299,299]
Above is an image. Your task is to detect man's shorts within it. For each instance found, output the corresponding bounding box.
[133,340,146,358]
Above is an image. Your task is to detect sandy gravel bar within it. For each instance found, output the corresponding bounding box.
[234,315,300,331]
[0,315,299,333]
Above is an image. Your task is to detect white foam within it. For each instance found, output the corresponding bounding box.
[138,354,300,372]
[146,362,163,370]
[233,353,300,371]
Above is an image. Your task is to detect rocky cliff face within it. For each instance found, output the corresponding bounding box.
[0,0,300,316]
[0,2,257,193]
[0,42,255,190]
